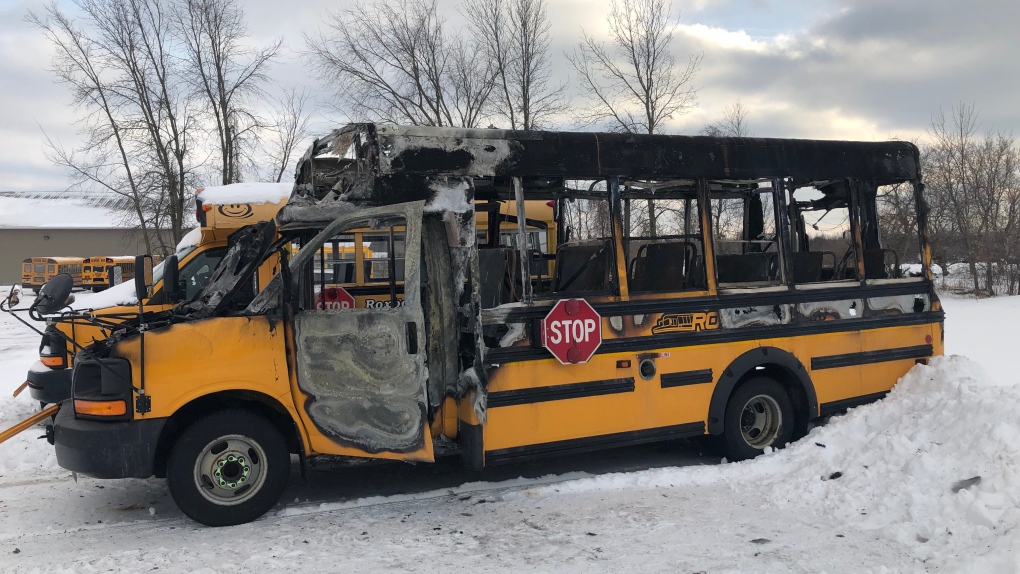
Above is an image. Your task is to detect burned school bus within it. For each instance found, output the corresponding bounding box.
[47,124,942,526]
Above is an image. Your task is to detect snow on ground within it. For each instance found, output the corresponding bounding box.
[1,291,1019,572]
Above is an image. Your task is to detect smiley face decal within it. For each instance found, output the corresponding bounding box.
[217,204,254,219]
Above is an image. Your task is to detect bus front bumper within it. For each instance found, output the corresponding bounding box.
[53,403,166,479]
[26,363,72,405]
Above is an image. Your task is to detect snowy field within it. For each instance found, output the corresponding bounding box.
[1,291,1019,573]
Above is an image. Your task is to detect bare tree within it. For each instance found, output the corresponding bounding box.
[306,0,494,128]
[568,0,702,234]
[701,100,749,138]
[265,88,313,183]
[701,100,750,235]
[568,0,701,135]
[112,0,197,247]
[463,0,564,130]
[29,5,154,253]
[173,0,280,185]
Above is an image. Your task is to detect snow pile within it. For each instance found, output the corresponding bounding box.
[198,183,291,205]
[510,355,1020,571]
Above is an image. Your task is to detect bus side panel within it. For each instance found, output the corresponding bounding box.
[798,329,863,407]
[112,316,304,430]
[482,328,873,455]
[859,323,940,397]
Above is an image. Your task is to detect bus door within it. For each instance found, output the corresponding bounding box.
[290,202,433,462]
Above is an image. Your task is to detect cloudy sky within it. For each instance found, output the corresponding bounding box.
[0,0,1017,192]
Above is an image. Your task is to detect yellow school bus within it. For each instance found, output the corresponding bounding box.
[310,201,556,309]
[82,256,136,292]
[23,185,290,406]
[21,257,84,293]
[38,125,941,527]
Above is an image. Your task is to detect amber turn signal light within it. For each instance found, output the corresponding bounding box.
[40,356,64,368]
[74,399,127,417]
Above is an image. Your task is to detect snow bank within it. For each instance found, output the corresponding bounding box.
[509,355,1020,571]
[198,183,291,205]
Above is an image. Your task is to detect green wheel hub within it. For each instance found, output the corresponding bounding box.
[193,434,268,506]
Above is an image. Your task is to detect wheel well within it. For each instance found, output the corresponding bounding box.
[707,346,817,436]
[152,391,302,478]
[732,364,810,435]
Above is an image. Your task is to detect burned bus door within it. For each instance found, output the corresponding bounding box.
[291,202,433,462]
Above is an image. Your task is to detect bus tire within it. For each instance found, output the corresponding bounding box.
[166,409,290,526]
[722,377,794,461]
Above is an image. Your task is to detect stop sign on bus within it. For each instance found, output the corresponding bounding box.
[541,298,602,364]
[315,286,356,310]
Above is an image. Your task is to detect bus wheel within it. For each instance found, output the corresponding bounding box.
[723,377,794,461]
[166,410,290,526]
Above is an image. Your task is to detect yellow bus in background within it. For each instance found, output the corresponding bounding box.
[82,256,136,292]
[24,184,291,406]
[310,201,556,309]
[21,257,84,293]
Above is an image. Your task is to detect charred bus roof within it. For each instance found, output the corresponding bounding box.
[282,123,920,225]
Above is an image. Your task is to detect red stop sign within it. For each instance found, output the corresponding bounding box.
[315,286,356,310]
[541,298,602,364]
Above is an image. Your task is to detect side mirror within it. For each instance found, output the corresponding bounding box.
[163,254,181,303]
[33,273,74,314]
[8,285,21,307]
[134,255,154,302]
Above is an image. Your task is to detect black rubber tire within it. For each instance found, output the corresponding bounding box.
[166,410,290,527]
[722,377,795,462]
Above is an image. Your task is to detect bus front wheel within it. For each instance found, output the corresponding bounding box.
[722,377,794,461]
[166,409,290,526]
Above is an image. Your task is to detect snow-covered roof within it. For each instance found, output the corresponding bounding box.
[0,190,202,230]
[0,190,132,229]
[197,182,291,205]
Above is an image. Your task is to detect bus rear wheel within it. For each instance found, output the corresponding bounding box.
[723,377,794,461]
[166,410,290,526]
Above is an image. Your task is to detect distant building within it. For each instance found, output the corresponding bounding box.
[0,191,186,285]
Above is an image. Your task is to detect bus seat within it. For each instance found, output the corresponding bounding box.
[553,240,612,293]
[630,241,696,292]
[478,247,521,308]
[716,253,778,284]
[791,251,824,283]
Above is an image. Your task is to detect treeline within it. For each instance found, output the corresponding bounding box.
[879,103,1020,296]
[38,0,710,252]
